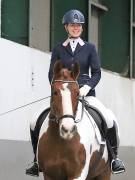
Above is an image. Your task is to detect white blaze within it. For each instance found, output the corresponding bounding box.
[61,83,72,114]
[60,83,75,130]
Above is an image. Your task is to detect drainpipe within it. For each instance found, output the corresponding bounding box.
[130,0,133,78]
[0,0,1,36]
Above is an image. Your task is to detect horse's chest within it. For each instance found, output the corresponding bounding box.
[39,137,86,179]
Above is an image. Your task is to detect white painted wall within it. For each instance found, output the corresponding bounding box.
[0,38,51,141]
[97,71,135,147]
[0,38,134,147]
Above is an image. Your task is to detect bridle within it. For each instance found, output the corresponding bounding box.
[52,79,79,83]
[51,79,80,123]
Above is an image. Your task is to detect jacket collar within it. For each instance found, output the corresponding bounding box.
[62,37,85,47]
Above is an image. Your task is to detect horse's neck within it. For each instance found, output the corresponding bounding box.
[48,120,66,142]
[48,120,59,133]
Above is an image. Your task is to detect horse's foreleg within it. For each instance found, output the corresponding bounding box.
[43,172,52,180]
[94,172,111,180]
[43,174,72,180]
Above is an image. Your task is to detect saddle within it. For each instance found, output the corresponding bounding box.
[34,107,50,138]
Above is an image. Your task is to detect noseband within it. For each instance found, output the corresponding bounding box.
[51,79,79,123]
[57,114,75,122]
[53,80,78,83]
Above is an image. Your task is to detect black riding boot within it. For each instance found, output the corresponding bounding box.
[26,129,39,177]
[107,124,125,174]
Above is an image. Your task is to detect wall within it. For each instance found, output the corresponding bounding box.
[0,38,134,180]
[97,70,135,147]
[0,38,135,148]
[29,0,50,52]
[0,38,51,141]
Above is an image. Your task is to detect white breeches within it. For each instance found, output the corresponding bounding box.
[85,96,120,140]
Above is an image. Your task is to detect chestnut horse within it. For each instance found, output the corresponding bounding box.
[38,61,111,180]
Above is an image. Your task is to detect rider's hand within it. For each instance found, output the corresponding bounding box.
[79,85,91,97]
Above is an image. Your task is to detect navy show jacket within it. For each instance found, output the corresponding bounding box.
[48,39,101,96]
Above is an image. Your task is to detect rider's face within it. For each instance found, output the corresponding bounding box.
[65,23,83,38]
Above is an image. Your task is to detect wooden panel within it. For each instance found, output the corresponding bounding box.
[99,0,130,76]
[1,0,29,45]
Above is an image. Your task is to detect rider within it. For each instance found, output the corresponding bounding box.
[26,9,125,176]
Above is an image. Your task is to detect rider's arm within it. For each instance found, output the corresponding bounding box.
[88,44,101,89]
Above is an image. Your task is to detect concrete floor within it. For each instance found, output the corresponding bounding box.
[0,140,134,180]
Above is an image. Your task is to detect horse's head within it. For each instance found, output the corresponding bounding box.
[50,60,80,140]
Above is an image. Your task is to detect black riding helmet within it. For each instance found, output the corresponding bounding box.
[62,9,85,25]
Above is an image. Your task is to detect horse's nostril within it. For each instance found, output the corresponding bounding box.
[61,125,68,133]
[71,125,77,133]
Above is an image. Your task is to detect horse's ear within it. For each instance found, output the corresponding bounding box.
[71,63,80,80]
[53,60,63,75]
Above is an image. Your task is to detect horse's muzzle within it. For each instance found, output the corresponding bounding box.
[59,118,77,140]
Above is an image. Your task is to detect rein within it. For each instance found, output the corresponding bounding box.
[75,96,85,123]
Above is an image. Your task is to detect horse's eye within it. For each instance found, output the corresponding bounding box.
[75,91,79,96]
[53,91,58,96]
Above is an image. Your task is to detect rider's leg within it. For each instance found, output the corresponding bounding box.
[26,126,39,176]
[85,96,125,174]
[26,107,50,176]
[106,110,125,174]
